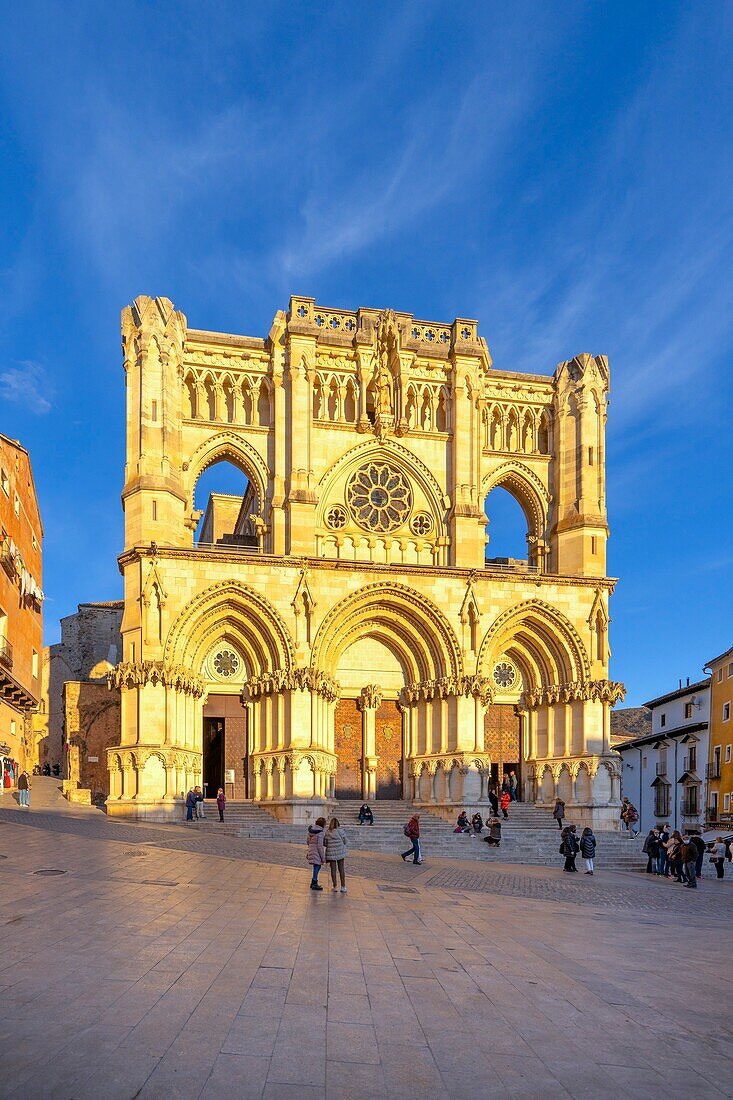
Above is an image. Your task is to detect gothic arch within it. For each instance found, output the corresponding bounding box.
[311,581,463,683]
[481,461,550,541]
[164,580,294,677]
[185,430,269,513]
[477,599,591,693]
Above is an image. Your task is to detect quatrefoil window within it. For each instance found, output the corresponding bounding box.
[326,506,347,530]
[213,649,241,678]
[493,661,517,689]
[346,462,412,532]
[410,512,433,537]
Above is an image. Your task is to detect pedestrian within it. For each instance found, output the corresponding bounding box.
[488,787,499,816]
[471,811,484,836]
[642,828,659,873]
[325,816,348,893]
[621,799,639,836]
[509,770,518,801]
[500,790,510,819]
[401,813,422,864]
[358,804,373,825]
[194,785,205,819]
[553,797,565,830]
[455,810,470,833]
[560,825,579,872]
[216,787,226,822]
[710,836,726,879]
[483,816,502,846]
[185,787,196,821]
[666,830,684,882]
[307,816,327,890]
[579,827,597,874]
[17,771,31,808]
[681,833,698,889]
[658,824,670,877]
[690,831,706,881]
[501,774,511,796]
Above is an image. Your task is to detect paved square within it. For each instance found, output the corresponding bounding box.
[0,803,731,1099]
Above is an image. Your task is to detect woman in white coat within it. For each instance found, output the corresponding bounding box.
[325,817,349,893]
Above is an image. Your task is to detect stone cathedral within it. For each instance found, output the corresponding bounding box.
[106,295,624,829]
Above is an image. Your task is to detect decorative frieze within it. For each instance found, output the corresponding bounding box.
[524,679,626,708]
[401,674,493,707]
[244,667,341,702]
[107,661,205,697]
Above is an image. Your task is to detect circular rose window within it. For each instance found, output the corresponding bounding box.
[346,462,412,532]
[213,649,241,678]
[493,661,517,689]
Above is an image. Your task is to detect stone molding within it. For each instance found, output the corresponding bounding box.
[253,749,337,776]
[409,752,493,777]
[401,674,493,707]
[107,661,206,698]
[529,753,622,781]
[107,745,200,770]
[524,679,625,708]
[244,667,341,702]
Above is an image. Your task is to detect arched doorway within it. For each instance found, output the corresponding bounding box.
[193,459,256,549]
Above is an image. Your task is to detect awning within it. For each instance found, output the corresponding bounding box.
[677,771,702,784]
[650,775,670,787]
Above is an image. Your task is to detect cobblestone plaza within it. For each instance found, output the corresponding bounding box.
[1,790,731,1099]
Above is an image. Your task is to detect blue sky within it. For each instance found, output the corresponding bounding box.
[0,1,731,705]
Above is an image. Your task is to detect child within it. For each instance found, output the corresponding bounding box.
[216,787,226,822]
[579,826,596,875]
[307,816,327,890]
[500,790,510,819]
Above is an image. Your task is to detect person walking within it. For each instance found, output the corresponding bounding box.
[499,790,510,819]
[658,824,670,877]
[17,771,31,808]
[216,787,226,822]
[690,831,706,882]
[509,770,518,801]
[483,816,502,847]
[325,817,348,893]
[471,811,484,836]
[194,786,205,819]
[681,834,698,888]
[560,826,579,872]
[622,800,639,836]
[401,813,422,864]
[358,804,373,825]
[710,837,726,879]
[666,830,684,882]
[642,828,659,874]
[185,787,196,821]
[307,816,327,890]
[553,798,565,830]
[579,827,597,875]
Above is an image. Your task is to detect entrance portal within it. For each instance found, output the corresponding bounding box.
[375,699,402,799]
[202,694,248,799]
[334,698,362,799]
[485,703,522,799]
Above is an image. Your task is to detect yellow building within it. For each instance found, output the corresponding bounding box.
[106,295,624,827]
[705,644,733,825]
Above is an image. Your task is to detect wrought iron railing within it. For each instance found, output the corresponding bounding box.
[0,636,13,669]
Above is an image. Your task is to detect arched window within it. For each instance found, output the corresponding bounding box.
[522,411,534,454]
[194,460,256,550]
[203,376,216,421]
[484,486,529,565]
[327,377,340,421]
[183,373,197,419]
[242,379,253,424]
[257,379,271,427]
[405,386,418,429]
[420,387,432,430]
[491,408,503,449]
[222,377,235,423]
[312,375,323,420]
[343,379,357,423]
[537,411,550,454]
[506,409,519,452]
[436,389,448,432]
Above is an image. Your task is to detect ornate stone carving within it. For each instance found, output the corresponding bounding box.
[107,661,205,698]
[244,667,341,702]
[400,675,493,707]
[357,684,383,711]
[524,679,625,708]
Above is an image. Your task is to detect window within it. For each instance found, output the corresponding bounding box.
[591,536,597,555]
[684,702,694,719]
[688,745,697,771]
[683,786,699,815]
[152,400,158,422]
[718,668,724,682]
[660,713,666,728]
[642,755,647,768]
[32,649,38,679]
[725,793,731,813]
[724,703,731,722]
[728,662,733,678]
[152,500,157,521]
[654,783,670,818]
[14,493,19,516]
[726,745,732,764]
[0,468,8,495]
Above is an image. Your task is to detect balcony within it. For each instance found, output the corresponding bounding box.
[0,541,16,578]
[707,761,721,779]
[0,637,13,670]
[484,557,540,574]
[680,797,700,818]
[655,761,667,776]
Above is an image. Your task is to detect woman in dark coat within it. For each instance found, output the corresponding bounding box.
[553,798,565,830]
[642,829,660,874]
[471,812,484,835]
[579,827,597,875]
[560,826,579,872]
[185,788,196,821]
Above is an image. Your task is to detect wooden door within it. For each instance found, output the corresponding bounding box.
[334,698,362,799]
[375,700,402,799]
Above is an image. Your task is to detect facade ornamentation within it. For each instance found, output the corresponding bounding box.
[524,679,626,708]
[357,684,383,711]
[244,667,341,702]
[107,661,205,697]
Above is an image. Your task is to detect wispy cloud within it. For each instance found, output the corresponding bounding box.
[0,360,51,414]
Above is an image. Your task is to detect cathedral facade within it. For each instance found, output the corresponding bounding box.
[107,295,624,828]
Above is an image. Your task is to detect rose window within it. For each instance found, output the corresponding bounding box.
[410,512,433,537]
[493,661,517,689]
[213,649,241,678]
[326,505,347,530]
[346,462,412,532]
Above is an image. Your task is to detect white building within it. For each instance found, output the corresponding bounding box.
[616,678,710,833]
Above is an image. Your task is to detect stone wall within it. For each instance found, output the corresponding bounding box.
[63,681,121,801]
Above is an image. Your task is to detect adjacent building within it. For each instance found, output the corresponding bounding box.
[704,645,733,826]
[616,678,709,832]
[0,433,43,782]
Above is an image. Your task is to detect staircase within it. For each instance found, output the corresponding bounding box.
[178,798,644,870]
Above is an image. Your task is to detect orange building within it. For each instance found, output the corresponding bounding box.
[705,644,733,826]
[0,434,43,783]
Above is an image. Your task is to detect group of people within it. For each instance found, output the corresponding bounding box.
[454,810,502,846]
[642,825,730,886]
[306,816,349,890]
[559,825,597,873]
[185,786,227,822]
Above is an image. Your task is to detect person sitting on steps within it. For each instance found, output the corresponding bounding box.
[358,804,373,825]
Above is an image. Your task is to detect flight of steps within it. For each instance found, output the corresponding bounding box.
[179,798,644,870]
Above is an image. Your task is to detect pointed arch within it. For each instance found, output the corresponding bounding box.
[477,599,591,693]
[186,430,269,515]
[481,461,550,542]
